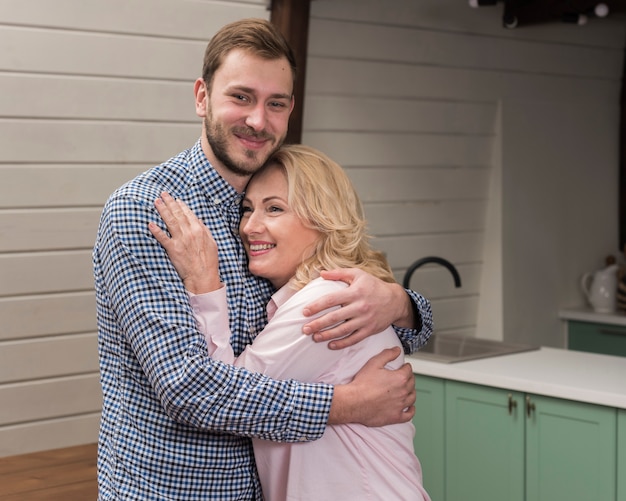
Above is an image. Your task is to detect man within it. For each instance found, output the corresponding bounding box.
[93,18,432,500]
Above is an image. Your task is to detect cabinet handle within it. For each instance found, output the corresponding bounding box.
[526,395,536,418]
[507,393,517,415]
[599,328,626,337]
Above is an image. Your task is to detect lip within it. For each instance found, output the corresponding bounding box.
[247,241,275,256]
[236,132,270,151]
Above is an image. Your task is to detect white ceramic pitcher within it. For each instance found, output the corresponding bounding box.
[581,264,618,313]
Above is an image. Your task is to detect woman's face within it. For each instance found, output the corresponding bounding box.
[240,164,320,288]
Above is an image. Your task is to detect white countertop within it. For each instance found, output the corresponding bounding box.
[407,347,626,409]
[559,307,626,326]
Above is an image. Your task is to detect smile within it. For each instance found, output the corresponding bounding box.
[249,243,276,251]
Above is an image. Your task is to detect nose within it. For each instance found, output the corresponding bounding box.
[240,210,263,237]
[244,104,267,131]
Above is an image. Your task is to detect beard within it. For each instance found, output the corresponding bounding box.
[204,114,282,178]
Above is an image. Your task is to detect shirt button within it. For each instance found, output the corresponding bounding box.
[213,197,220,205]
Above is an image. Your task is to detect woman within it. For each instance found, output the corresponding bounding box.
[150,145,431,500]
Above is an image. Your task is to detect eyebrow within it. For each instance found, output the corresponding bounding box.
[242,195,287,205]
[230,85,292,101]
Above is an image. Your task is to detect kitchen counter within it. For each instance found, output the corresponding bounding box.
[559,307,626,326]
[407,347,626,409]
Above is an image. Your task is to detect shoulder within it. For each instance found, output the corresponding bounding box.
[300,276,348,295]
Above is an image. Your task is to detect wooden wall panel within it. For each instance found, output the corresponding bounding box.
[0,375,102,426]
[364,200,486,236]
[0,27,205,80]
[0,0,266,39]
[378,233,485,268]
[0,209,102,252]
[429,296,481,331]
[309,18,622,78]
[305,58,620,105]
[0,414,100,457]
[347,167,491,202]
[0,165,149,209]
[0,334,98,383]
[0,74,195,121]
[0,293,96,341]
[0,121,199,164]
[403,263,483,299]
[304,96,497,135]
[0,251,93,296]
[304,132,494,167]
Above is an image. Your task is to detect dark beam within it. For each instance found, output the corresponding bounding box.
[270,0,311,145]
[618,47,626,254]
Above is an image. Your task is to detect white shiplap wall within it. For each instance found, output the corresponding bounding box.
[0,0,624,456]
[0,0,269,457]
[304,0,624,346]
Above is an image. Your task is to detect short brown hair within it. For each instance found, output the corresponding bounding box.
[202,18,297,91]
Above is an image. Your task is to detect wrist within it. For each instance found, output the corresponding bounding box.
[328,384,358,425]
[392,284,415,329]
[183,275,222,295]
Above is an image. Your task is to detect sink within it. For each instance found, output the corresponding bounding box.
[411,333,539,364]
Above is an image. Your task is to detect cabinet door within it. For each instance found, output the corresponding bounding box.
[568,320,626,357]
[413,375,445,501]
[445,381,524,501]
[618,410,626,501]
[525,394,617,501]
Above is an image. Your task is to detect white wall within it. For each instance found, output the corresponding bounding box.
[0,0,623,456]
[305,0,623,347]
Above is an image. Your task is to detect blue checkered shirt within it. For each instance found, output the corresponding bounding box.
[93,139,433,500]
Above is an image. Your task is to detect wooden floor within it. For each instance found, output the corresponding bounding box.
[0,443,98,500]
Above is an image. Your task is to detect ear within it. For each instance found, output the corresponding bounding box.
[194,78,208,118]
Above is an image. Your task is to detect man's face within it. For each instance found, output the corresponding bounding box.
[197,49,294,180]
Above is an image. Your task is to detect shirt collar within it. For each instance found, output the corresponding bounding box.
[189,139,243,209]
[267,283,298,320]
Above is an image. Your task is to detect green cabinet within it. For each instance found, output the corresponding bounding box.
[413,376,619,501]
[524,393,616,501]
[413,375,445,501]
[445,382,524,501]
[619,410,626,501]
[567,320,626,357]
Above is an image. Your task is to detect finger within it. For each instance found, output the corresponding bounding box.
[154,195,180,232]
[319,268,358,284]
[325,330,369,350]
[304,308,348,336]
[400,405,415,421]
[148,221,172,249]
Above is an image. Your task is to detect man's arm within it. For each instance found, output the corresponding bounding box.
[329,347,415,425]
[188,280,416,428]
[302,268,433,353]
[96,193,332,442]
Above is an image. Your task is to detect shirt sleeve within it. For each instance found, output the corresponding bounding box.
[393,288,434,354]
[187,286,236,364]
[190,279,367,383]
[95,194,332,442]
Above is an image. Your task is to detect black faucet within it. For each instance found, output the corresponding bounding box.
[402,256,462,289]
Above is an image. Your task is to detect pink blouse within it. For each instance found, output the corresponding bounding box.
[189,277,431,501]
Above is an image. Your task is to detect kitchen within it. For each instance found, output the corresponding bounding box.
[0,0,624,499]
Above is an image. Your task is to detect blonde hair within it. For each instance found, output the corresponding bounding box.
[262,144,396,290]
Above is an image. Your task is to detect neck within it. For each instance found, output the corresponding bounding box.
[200,135,252,194]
